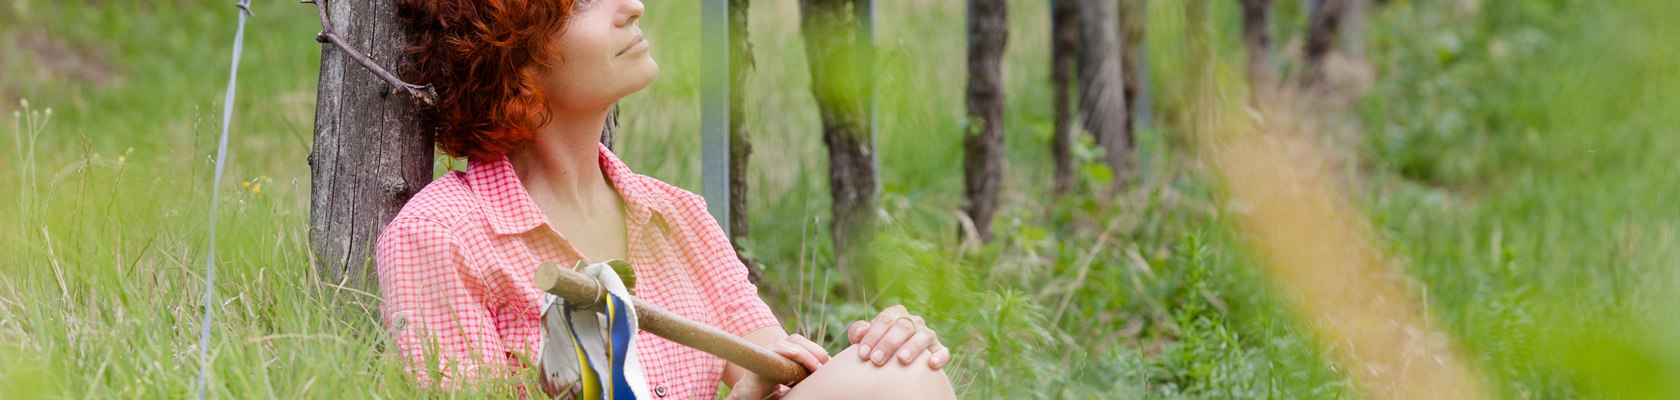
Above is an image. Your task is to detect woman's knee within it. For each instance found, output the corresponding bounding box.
[783,345,956,400]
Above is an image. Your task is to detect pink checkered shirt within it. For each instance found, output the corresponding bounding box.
[375,144,780,398]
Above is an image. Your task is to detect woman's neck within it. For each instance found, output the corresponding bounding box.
[507,107,618,215]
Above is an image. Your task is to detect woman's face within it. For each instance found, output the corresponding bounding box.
[540,0,658,112]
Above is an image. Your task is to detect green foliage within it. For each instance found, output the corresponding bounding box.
[5,0,1680,398]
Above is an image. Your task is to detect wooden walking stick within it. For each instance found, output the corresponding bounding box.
[532,262,812,386]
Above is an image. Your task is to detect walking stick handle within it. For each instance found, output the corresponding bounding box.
[533,262,811,386]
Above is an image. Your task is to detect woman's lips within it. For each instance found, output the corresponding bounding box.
[619,35,648,56]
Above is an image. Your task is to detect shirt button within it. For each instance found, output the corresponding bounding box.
[653,384,667,397]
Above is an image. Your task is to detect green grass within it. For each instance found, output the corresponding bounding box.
[4,0,1680,398]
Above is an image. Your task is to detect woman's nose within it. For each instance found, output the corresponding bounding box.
[619,0,645,26]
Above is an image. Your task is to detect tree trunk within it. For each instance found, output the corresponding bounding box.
[963,0,1008,243]
[309,0,432,289]
[1077,0,1132,188]
[1240,0,1274,99]
[727,0,762,284]
[799,0,877,294]
[1051,0,1080,196]
[1342,0,1366,62]
[1305,0,1346,89]
[1117,0,1145,137]
[1185,0,1219,143]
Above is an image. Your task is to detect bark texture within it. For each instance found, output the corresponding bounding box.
[963,0,1008,243]
[727,0,762,284]
[309,0,432,289]
[1240,0,1274,99]
[1117,0,1145,135]
[799,0,877,292]
[1051,0,1080,196]
[1077,0,1132,187]
[1306,0,1347,89]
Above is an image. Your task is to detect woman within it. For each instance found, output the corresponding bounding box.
[377,0,955,398]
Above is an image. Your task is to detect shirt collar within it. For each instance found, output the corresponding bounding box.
[468,143,664,236]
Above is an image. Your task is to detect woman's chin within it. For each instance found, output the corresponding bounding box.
[622,61,660,96]
[636,58,660,84]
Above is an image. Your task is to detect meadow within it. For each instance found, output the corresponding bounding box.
[3,0,1679,398]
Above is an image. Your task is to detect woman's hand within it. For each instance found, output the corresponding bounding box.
[849,305,951,369]
[726,334,829,400]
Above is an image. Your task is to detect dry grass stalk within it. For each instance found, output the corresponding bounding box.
[1201,91,1487,399]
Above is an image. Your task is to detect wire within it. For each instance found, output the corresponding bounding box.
[194,1,253,398]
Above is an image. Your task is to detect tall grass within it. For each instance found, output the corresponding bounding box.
[4,0,1680,398]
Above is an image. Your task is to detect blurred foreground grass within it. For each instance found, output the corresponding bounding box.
[3,0,1679,398]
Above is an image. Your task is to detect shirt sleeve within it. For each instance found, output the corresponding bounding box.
[376,216,510,387]
[674,193,782,337]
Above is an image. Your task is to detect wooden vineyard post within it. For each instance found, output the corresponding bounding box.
[307,0,432,289]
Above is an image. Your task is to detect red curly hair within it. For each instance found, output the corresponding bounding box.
[397,0,577,161]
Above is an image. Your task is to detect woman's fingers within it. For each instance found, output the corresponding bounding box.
[787,334,831,365]
[892,326,940,365]
[772,340,825,373]
[865,314,919,366]
[847,320,871,344]
[851,305,951,368]
[927,342,951,370]
[725,373,787,400]
[855,305,909,361]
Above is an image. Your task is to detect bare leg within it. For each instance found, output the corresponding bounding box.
[783,345,956,400]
